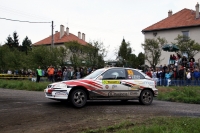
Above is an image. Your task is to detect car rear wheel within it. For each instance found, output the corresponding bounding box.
[139,89,153,105]
[70,89,87,108]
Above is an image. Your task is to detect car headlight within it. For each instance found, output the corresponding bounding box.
[54,83,67,88]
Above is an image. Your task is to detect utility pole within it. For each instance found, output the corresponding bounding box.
[51,21,54,48]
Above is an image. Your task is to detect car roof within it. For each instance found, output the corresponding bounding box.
[104,67,140,71]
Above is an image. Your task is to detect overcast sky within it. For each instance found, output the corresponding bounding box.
[0,0,199,60]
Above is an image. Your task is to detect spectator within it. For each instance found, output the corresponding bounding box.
[193,68,200,86]
[7,69,12,74]
[189,58,194,72]
[163,64,168,72]
[146,69,152,78]
[165,69,171,86]
[36,66,42,83]
[178,65,184,86]
[182,56,187,67]
[63,68,71,81]
[56,68,62,81]
[186,69,192,86]
[73,68,81,79]
[159,69,165,86]
[172,67,178,86]
[47,65,55,82]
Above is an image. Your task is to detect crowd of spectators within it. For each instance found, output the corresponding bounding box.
[145,53,200,86]
[0,66,96,82]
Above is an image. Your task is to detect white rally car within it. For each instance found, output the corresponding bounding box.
[44,67,158,108]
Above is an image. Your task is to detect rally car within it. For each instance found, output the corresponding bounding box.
[44,67,158,108]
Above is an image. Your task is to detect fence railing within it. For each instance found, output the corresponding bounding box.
[154,78,200,86]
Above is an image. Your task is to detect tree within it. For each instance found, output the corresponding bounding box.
[21,36,32,54]
[174,35,200,58]
[137,52,145,66]
[85,41,107,68]
[5,35,14,47]
[142,37,167,68]
[13,31,19,48]
[64,41,86,68]
[117,39,132,67]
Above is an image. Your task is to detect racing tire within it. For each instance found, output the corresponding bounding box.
[70,89,87,108]
[139,89,153,105]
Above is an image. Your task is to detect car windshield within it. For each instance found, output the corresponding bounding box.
[84,68,106,79]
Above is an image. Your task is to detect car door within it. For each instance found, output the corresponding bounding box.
[101,68,128,98]
[124,69,146,97]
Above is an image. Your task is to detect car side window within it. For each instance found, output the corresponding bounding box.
[102,69,125,80]
[126,69,145,79]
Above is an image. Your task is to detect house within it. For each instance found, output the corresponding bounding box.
[32,25,88,64]
[142,2,200,67]
[33,25,88,47]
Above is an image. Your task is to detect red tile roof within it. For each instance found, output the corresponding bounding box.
[142,8,200,32]
[33,32,88,46]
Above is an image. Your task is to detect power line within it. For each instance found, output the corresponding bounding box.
[0,17,51,23]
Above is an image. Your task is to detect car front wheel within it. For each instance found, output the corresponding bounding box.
[139,89,153,105]
[70,89,87,108]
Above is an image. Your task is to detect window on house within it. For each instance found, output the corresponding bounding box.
[182,31,189,37]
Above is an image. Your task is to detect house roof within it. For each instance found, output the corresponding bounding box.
[32,32,88,46]
[142,8,200,32]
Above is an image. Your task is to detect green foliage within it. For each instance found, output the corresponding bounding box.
[5,35,14,47]
[29,46,64,69]
[157,87,200,104]
[116,39,145,68]
[142,37,167,68]
[118,39,132,62]
[0,79,49,91]
[174,35,200,58]
[13,31,19,47]
[20,36,32,55]
[65,41,106,68]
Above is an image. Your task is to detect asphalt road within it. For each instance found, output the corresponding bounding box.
[0,88,200,133]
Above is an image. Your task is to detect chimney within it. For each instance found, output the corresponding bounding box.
[82,33,85,41]
[168,10,172,17]
[60,25,64,39]
[78,31,81,39]
[196,2,199,19]
[55,31,58,34]
[66,27,69,35]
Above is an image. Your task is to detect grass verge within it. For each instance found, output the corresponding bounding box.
[0,79,50,91]
[81,117,200,133]
[157,86,200,104]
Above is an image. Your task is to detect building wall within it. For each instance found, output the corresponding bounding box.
[144,27,200,66]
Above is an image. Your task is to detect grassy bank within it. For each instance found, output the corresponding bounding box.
[82,117,200,133]
[0,79,49,91]
[157,86,200,104]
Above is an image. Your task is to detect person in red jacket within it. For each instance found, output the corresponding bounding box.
[146,69,152,78]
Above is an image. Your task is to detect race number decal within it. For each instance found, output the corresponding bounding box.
[127,70,133,75]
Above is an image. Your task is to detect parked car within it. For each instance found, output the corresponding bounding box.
[44,67,158,108]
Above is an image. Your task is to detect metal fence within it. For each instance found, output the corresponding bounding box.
[155,78,200,86]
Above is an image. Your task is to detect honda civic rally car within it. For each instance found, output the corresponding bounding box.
[44,67,158,108]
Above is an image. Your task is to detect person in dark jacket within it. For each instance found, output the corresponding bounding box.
[172,67,178,86]
[159,69,165,86]
[193,68,200,86]
[178,65,184,86]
